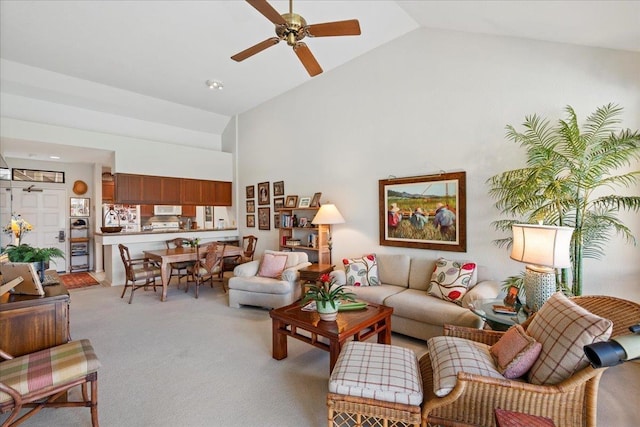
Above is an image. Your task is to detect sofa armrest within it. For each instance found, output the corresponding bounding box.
[233,260,260,277]
[461,280,501,307]
[330,269,346,285]
[281,261,312,282]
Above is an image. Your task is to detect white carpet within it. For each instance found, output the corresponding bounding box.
[3,283,638,426]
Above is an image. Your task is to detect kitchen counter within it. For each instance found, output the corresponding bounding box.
[95,228,239,287]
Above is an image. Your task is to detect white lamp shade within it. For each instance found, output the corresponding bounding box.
[511,224,573,268]
[311,204,345,225]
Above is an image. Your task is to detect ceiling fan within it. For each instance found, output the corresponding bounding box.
[231,0,361,77]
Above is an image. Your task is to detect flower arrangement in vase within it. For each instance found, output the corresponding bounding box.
[302,273,356,321]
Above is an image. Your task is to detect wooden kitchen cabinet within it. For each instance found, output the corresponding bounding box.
[115,173,144,203]
[140,204,154,217]
[114,173,231,206]
[182,205,196,217]
[102,180,115,202]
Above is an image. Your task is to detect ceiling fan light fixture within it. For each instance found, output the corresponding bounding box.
[205,80,224,90]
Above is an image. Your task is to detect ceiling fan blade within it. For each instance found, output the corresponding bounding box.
[246,0,286,26]
[231,37,280,62]
[306,19,361,37]
[293,42,322,77]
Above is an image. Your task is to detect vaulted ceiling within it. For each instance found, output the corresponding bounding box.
[1,1,638,161]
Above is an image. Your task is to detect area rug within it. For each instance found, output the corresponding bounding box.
[59,272,101,289]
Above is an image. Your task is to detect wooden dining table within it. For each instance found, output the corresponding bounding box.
[143,244,242,301]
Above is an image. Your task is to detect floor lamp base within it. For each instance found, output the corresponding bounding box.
[524,265,556,312]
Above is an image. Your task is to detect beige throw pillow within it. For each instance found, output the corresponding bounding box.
[526,292,613,385]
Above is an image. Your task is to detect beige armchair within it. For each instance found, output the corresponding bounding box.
[228,250,311,309]
[420,295,640,427]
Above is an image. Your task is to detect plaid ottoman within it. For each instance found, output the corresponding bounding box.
[327,341,424,427]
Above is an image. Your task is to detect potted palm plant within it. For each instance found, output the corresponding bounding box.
[302,273,357,321]
[487,103,640,296]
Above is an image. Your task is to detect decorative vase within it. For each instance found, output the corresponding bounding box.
[316,299,340,321]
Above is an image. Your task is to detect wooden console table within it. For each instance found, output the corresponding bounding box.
[0,279,70,357]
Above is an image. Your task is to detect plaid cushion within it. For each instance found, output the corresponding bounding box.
[527,292,612,385]
[0,339,101,403]
[427,335,503,397]
[329,341,423,406]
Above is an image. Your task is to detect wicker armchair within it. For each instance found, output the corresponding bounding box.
[420,295,640,427]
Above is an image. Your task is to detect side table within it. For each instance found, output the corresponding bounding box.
[298,264,334,291]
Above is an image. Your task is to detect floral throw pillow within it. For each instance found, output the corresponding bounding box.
[343,254,379,287]
[427,258,476,305]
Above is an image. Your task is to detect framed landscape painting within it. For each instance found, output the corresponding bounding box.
[379,171,466,252]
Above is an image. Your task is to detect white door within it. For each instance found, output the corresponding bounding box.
[9,187,68,272]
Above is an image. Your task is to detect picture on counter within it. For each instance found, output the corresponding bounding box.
[274,213,280,229]
[310,192,322,208]
[70,197,90,217]
[285,195,298,208]
[246,200,255,213]
[274,197,285,210]
[246,215,255,228]
[258,207,270,230]
[273,181,284,196]
[298,197,311,208]
[246,185,255,199]
[258,182,270,205]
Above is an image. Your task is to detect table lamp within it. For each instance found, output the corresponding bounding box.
[311,204,345,265]
[510,223,573,312]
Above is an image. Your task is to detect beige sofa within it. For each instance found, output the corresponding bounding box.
[331,254,500,341]
[228,250,311,309]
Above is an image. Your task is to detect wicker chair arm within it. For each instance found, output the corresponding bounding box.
[443,324,504,345]
[0,381,22,405]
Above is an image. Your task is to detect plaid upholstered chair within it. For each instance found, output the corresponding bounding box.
[419,294,640,427]
[0,339,101,426]
[118,244,162,304]
[186,243,226,298]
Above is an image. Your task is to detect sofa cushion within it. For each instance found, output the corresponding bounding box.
[343,284,404,305]
[384,289,481,328]
[407,257,435,291]
[427,335,503,397]
[490,324,542,379]
[227,275,293,294]
[343,254,379,287]
[257,253,288,279]
[376,254,411,288]
[428,258,477,304]
[527,292,613,385]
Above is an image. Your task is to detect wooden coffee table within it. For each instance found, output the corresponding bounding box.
[269,300,393,372]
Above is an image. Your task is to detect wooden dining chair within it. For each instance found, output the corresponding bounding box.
[165,237,194,289]
[223,235,258,273]
[118,244,162,304]
[186,243,226,298]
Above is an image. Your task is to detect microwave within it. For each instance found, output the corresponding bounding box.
[154,205,182,216]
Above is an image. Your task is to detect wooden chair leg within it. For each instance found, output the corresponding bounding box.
[120,280,129,299]
[128,283,135,304]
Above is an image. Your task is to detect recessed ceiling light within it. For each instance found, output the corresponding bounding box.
[205,79,223,90]
[49,155,60,159]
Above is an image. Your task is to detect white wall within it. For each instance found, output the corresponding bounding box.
[236,28,640,301]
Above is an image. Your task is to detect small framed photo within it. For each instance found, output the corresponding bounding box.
[310,192,322,208]
[258,182,270,205]
[285,195,298,208]
[246,200,255,213]
[246,215,255,228]
[246,185,255,199]
[298,197,311,208]
[70,197,90,217]
[258,207,270,230]
[298,217,308,227]
[273,181,284,197]
[274,197,285,210]
[274,213,280,229]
